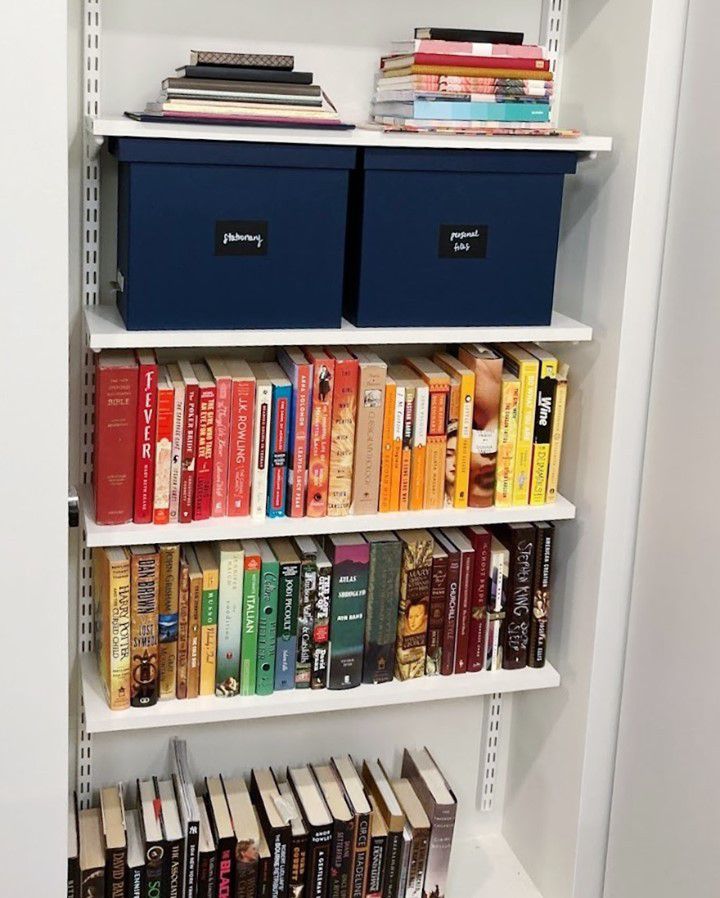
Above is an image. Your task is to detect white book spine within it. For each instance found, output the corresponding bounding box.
[169,384,185,523]
[251,382,273,519]
[216,546,244,695]
[412,385,429,449]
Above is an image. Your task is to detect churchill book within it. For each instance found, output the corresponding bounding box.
[93,546,131,710]
[495,522,535,669]
[325,533,370,689]
[395,530,434,680]
[128,546,160,707]
[362,532,403,684]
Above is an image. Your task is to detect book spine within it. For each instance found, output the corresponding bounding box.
[327,358,359,517]
[512,362,538,506]
[216,548,243,697]
[134,361,158,524]
[256,560,279,695]
[93,360,137,525]
[166,840,183,898]
[128,866,143,898]
[378,380,397,514]
[99,552,132,709]
[296,560,317,688]
[106,844,126,898]
[180,383,199,523]
[306,826,332,898]
[193,383,216,520]
[176,557,190,699]
[424,434,446,510]
[366,834,385,898]
[426,553,448,676]
[187,573,202,699]
[158,545,181,699]
[227,377,255,517]
[240,553,261,695]
[495,378,521,507]
[529,525,553,667]
[398,388,414,511]
[381,832,403,898]
[211,375,232,517]
[198,850,217,898]
[306,359,335,517]
[274,562,299,690]
[200,572,219,696]
[363,541,402,685]
[168,379,185,524]
[406,828,430,898]
[530,360,558,506]
[485,611,505,671]
[152,381,174,525]
[268,830,289,898]
[350,813,370,898]
[460,351,503,509]
[454,550,475,674]
[311,560,331,689]
[236,851,259,898]
[502,527,535,669]
[440,551,460,676]
[216,842,233,898]
[328,544,369,689]
[546,369,568,504]
[285,360,312,517]
[467,531,492,673]
[351,360,386,515]
[184,821,199,898]
[454,372,474,509]
[388,386,406,512]
[329,819,354,898]
[395,536,433,681]
[400,52,549,71]
[267,384,291,518]
[144,839,164,898]
[251,382,272,519]
[129,551,159,707]
[287,832,306,898]
[409,386,429,511]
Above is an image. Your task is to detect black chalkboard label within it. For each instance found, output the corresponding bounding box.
[215,220,268,256]
[438,224,488,259]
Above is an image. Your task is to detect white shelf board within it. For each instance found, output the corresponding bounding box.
[449,835,543,898]
[81,484,575,548]
[81,653,560,734]
[92,115,612,157]
[84,304,593,350]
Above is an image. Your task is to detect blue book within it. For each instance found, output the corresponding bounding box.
[263,363,292,518]
[272,539,301,690]
[375,99,551,123]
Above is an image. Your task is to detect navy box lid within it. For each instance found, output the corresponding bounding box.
[109,137,357,170]
[362,147,577,175]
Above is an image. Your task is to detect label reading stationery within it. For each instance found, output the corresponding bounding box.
[215,220,268,256]
[438,224,488,259]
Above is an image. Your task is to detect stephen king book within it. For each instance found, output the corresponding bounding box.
[351,348,387,515]
[256,540,279,696]
[158,544,181,699]
[92,546,131,710]
[362,531,402,684]
[325,533,370,689]
[529,522,554,667]
[304,348,335,517]
[277,346,313,517]
[226,359,256,517]
[395,530,433,680]
[133,350,158,524]
[128,546,160,707]
[326,347,359,516]
[495,522,535,669]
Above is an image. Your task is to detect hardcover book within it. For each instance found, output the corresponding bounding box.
[378,374,404,513]
[128,546,160,707]
[157,779,184,898]
[216,541,244,697]
[325,533,370,689]
[304,348,336,517]
[192,362,217,521]
[494,344,539,506]
[205,777,237,898]
[178,360,200,524]
[167,363,186,525]
[124,810,145,898]
[195,543,220,696]
[207,358,232,518]
[226,359,256,518]
[262,362,292,518]
[326,347,359,516]
[362,531,403,684]
[429,530,460,677]
[190,50,295,69]
[414,27,524,44]
[366,797,387,898]
[254,809,272,898]
[529,522,554,667]
[152,366,174,525]
[438,528,475,674]
[287,766,333,898]
[250,769,291,898]
[240,540,262,695]
[361,761,405,898]
[495,372,521,507]
[92,546,131,710]
[176,554,190,700]
[292,536,320,688]
[100,785,126,898]
[256,540,279,696]
[389,780,430,898]
[277,347,313,517]
[197,801,217,898]
[178,65,314,85]
[546,363,569,504]
[485,538,508,670]
[171,738,201,898]
[222,776,260,898]
[331,756,372,898]
[387,365,420,512]
[272,538,301,691]
[277,782,308,898]
[494,522,535,669]
[426,541,448,676]
[134,349,158,524]
[158,544,181,699]
[433,353,474,509]
[185,547,203,699]
[350,348,387,515]
[137,780,165,898]
[518,344,558,506]
[248,362,273,520]
[383,52,549,72]
[78,807,106,898]
[311,539,332,689]
[464,526,492,673]
[311,764,354,898]
[93,351,138,525]
[395,530,433,680]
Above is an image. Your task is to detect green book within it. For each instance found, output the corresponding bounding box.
[324,533,370,690]
[240,539,262,696]
[292,536,319,690]
[362,532,402,685]
[256,540,279,697]
[216,541,244,697]
[271,538,301,691]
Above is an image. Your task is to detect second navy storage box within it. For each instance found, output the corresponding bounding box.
[111,138,356,330]
[344,148,578,328]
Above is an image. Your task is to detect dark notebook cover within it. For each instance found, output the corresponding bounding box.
[494,523,536,669]
[125,112,355,131]
[414,27,524,44]
[529,522,554,667]
[178,65,314,84]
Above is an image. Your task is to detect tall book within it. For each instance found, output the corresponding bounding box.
[240,539,262,695]
[137,779,165,898]
[361,761,405,898]
[311,764,354,898]
[311,539,332,689]
[93,350,138,525]
[429,530,460,677]
[409,377,429,512]
[205,777,237,898]
[304,348,336,517]
[78,807,106,898]
[326,347,359,516]
[193,362,217,521]
[457,344,503,508]
[186,546,203,699]
[171,738,201,898]
[197,800,217,898]
[277,781,308,898]
[395,530,433,680]
[216,540,244,697]
[248,362,273,520]
[401,748,457,898]
[389,780,431,898]
[518,344,558,506]
[362,531,402,685]
[92,547,131,710]
[366,797,387,898]
[178,360,200,523]
[222,776,260,898]
[254,808,272,898]
[226,359,256,517]
[486,538,508,670]
[100,785,126,898]
[256,539,280,696]
[494,522,535,669]
[287,766,333,898]
[272,538,301,691]
[433,353,474,509]
[157,779,185,898]
[546,362,569,504]
[134,349,158,524]
[331,756,372,898]
[387,365,418,512]
[207,358,232,518]
[494,371,521,507]
[250,769,291,898]
[176,553,191,699]
[278,346,313,517]
[124,810,145,898]
[529,522,554,667]
[325,533,370,689]
[153,366,174,525]
[463,525,492,673]
[350,348,387,515]
[262,362,292,518]
[128,545,160,707]
[494,344,539,506]
[158,544,181,699]
[292,535,320,689]
[378,373,404,513]
[167,363,186,525]
[406,357,450,510]
[439,528,475,674]
[196,543,220,695]
[426,540,448,676]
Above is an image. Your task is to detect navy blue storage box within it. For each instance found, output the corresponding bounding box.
[344,148,578,328]
[111,138,356,330]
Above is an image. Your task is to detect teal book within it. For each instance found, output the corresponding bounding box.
[375,99,551,122]
[216,541,244,697]
[239,539,262,696]
[292,535,319,689]
[325,533,370,690]
[271,538,301,691]
[256,540,279,696]
[362,532,403,685]
[264,363,292,519]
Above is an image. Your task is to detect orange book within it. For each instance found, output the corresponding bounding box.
[389,365,428,511]
[406,357,450,509]
[326,347,359,517]
[152,367,174,525]
[379,376,405,513]
[303,348,336,517]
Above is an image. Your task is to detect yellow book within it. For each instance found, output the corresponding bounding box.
[92,547,131,711]
[546,363,569,503]
[195,542,219,697]
[185,546,203,699]
[496,344,539,505]
[495,373,521,507]
[433,353,474,508]
[158,544,181,699]
[518,344,558,506]
[409,381,429,511]
[389,365,422,511]
[379,377,399,513]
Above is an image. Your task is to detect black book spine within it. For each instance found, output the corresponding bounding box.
[106,845,127,898]
[182,65,315,85]
[166,840,184,898]
[288,831,307,898]
[268,830,290,898]
[257,852,273,898]
[67,858,79,898]
[529,523,554,668]
[328,818,354,898]
[305,824,332,898]
[198,850,217,898]
[184,821,200,898]
[349,812,370,898]
[215,839,235,898]
[415,27,524,44]
[496,524,535,669]
[381,831,403,898]
[126,865,144,898]
[365,834,385,898]
[311,561,331,689]
[80,866,105,898]
[144,839,164,898]
[296,560,317,688]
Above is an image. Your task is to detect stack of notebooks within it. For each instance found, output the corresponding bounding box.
[371,26,572,136]
[131,49,348,129]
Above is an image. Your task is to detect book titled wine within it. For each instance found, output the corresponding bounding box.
[153,367,174,525]
[529,522,554,667]
[207,358,232,518]
[326,347,359,516]
[158,544,181,700]
[216,541,244,697]
[133,350,158,524]
[518,344,558,506]
[227,359,256,517]
[272,538,301,691]
[128,546,160,707]
[395,530,433,680]
[351,348,387,515]
[363,532,402,684]
[304,348,336,517]
[325,533,370,689]
[278,347,313,517]
[92,547,131,710]
[256,540,279,696]
[495,522,535,669]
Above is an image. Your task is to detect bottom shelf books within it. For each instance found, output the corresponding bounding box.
[93,522,556,711]
[69,738,458,898]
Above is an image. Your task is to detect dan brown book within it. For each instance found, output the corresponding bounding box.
[128,546,160,707]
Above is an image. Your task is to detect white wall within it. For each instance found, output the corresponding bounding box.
[0,2,69,895]
[604,0,720,894]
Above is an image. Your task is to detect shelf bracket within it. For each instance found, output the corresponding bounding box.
[480,692,504,812]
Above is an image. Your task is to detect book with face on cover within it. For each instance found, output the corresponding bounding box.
[394,531,433,680]
[433,353,474,509]
[222,776,260,898]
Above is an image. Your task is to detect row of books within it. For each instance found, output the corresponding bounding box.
[93,342,568,526]
[137,49,343,128]
[69,739,456,898]
[372,26,558,135]
[93,522,554,711]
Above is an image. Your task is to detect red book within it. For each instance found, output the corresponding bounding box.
[277,346,312,518]
[93,351,138,525]
[464,525,492,672]
[385,53,550,72]
[432,530,461,676]
[441,528,475,674]
[326,348,359,517]
[178,361,199,524]
[207,358,232,517]
[226,359,256,518]
[303,348,336,518]
[132,350,158,524]
[152,366,174,525]
[192,363,216,521]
